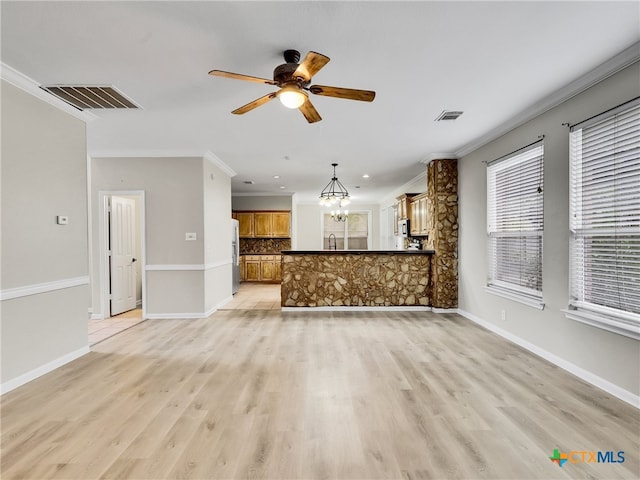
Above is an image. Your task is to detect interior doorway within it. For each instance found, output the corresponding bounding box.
[93,191,146,345]
[98,191,146,320]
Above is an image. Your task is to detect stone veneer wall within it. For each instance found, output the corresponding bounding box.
[240,238,291,254]
[281,253,432,307]
[424,159,458,308]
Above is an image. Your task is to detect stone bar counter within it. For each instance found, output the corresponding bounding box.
[281,250,435,308]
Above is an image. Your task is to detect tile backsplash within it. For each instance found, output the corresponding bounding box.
[240,238,291,254]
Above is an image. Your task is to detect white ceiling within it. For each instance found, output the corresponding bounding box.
[2,1,639,203]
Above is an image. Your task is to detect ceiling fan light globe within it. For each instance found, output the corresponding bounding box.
[278,87,306,109]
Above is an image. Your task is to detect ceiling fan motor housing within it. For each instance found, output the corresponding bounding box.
[273,49,308,87]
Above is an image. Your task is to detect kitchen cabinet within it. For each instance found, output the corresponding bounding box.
[260,255,276,281]
[271,212,291,237]
[409,193,429,236]
[233,211,291,238]
[396,193,418,220]
[236,212,255,237]
[244,255,261,281]
[241,254,282,282]
[393,204,399,235]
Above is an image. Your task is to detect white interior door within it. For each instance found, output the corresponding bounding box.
[110,196,137,316]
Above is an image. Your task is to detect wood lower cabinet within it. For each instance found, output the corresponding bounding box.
[244,256,261,282]
[241,254,281,282]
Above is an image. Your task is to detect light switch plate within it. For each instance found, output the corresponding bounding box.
[185,232,197,241]
[57,215,69,225]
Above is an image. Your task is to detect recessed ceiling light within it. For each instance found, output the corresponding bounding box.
[273,175,280,179]
[279,186,286,189]
[362,174,369,178]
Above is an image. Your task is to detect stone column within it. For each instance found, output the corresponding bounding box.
[425,158,458,308]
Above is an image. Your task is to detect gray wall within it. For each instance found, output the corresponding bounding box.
[1,81,89,388]
[91,156,232,318]
[458,62,640,398]
[232,195,292,210]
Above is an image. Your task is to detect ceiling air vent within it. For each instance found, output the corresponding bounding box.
[435,110,463,121]
[39,85,140,110]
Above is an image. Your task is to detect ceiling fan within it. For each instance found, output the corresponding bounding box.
[208,49,375,123]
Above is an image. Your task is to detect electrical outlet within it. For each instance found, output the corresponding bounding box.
[501,310,506,321]
[185,232,197,241]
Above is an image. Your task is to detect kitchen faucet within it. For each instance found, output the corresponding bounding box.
[328,233,337,250]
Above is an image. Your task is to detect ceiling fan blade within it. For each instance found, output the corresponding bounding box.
[299,98,322,123]
[293,51,330,81]
[310,85,376,102]
[232,92,277,115]
[209,70,276,85]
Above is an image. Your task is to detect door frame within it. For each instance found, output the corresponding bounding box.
[98,190,147,319]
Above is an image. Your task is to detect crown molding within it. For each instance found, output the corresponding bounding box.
[90,149,203,159]
[204,150,237,178]
[232,192,293,197]
[1,63,97,123]
[90,149,236,179]
[456,42,640,158]
[419,153,458,164]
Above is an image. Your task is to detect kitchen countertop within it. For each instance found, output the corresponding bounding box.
[240,252,283,255]
[282,249,435,255]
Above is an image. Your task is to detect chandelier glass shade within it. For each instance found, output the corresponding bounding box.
[319,163,350,207]
[331,208,349,222]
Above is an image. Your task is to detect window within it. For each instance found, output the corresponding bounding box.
[322,211,371,250]
[567,98,640,339]
[486,142,544,307]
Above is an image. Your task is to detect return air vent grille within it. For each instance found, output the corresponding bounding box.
[39,85,140,110]
[435,110,463,121]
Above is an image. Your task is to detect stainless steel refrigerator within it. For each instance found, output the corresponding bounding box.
[231,219,240,294]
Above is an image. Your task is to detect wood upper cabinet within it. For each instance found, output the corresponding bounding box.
[236,212,255,238]
[254,212,272,237]
[409,193,429,236]
[393,204,399,236]
[396,194,418,220]
[233,210,291,238]
[271,212,291,237]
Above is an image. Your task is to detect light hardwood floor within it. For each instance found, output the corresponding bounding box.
[2,308,638,479]
[88,308,145,345]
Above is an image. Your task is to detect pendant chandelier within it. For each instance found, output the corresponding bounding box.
[331,208,349,222]
[319,163,350,207]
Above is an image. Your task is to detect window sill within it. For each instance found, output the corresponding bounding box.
[563,309,640,341]
[485,286,545,310]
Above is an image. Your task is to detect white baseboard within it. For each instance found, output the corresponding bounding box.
[90,313,104,320]
[432,307,457,313]
[1,346,90,395]
[282,306,432,312]
[136,299,142,308]
[216,295,234,310]
[457,308,640,408]
[145,312,208,319]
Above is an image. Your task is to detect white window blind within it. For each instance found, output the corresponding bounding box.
[569,98,640,335]
[487,143,544,301]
